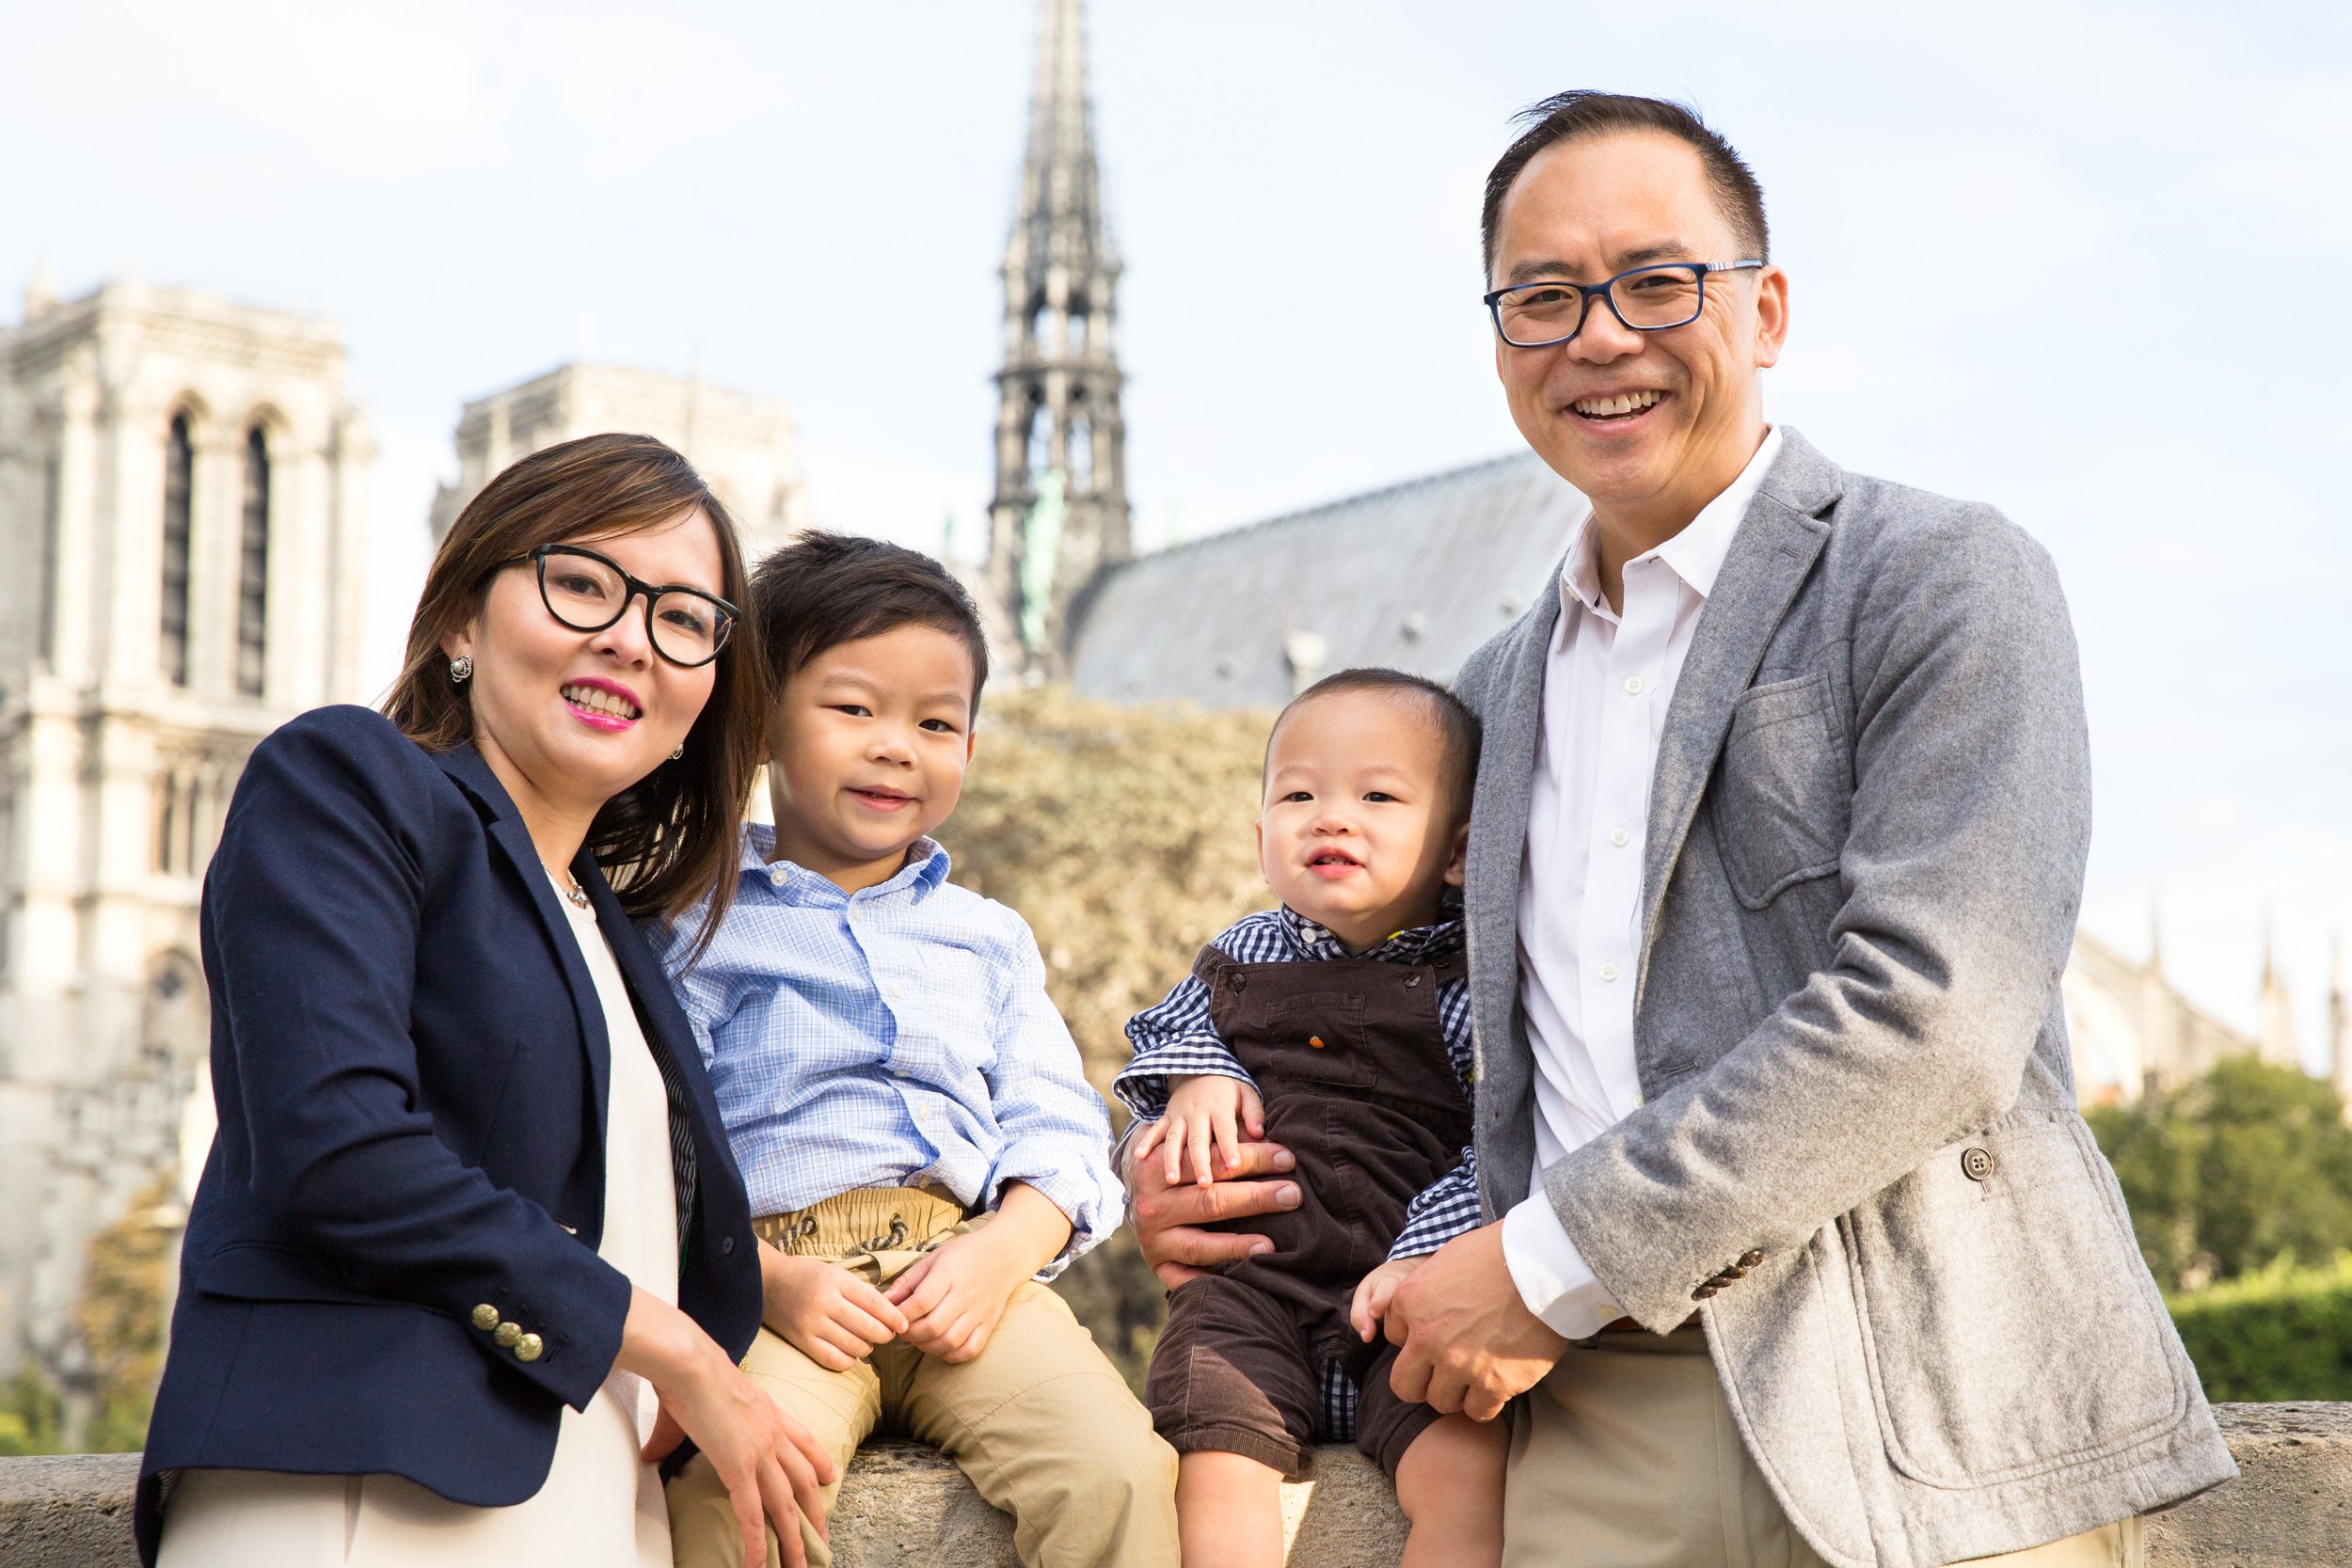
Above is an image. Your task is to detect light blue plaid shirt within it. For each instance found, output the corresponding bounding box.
[659,825,1120,1276]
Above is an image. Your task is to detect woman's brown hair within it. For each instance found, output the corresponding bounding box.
[383,433,764,946]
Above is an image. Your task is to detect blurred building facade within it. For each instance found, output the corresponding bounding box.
[429,362,808,559]
[0,278,371,1403]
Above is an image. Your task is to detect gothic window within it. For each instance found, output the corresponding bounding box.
[161,414,194,686]
[1068,312,1089,354]
[1026,402,1055,483]
[39,447,61,664]
[236,426,270,697]
[1067,413,1094,493]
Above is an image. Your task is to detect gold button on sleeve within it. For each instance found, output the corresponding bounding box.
[494,1322,523,1348]
[515,1334,545,1363]
[470,1305,500,1332]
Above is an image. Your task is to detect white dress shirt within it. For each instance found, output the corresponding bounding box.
[1498,426,1784,1338]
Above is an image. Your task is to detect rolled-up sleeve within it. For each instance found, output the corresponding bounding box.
[1113,971,1259,1122]
[980,913,1122,1275]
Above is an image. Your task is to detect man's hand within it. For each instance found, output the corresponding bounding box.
[1385,1221,1570,1422]
[1349,1255,1424,1342]
[761,1244,909,1371]
[885,1181,1073,1365]
[1127,1133,1300,1291]
[1133,1075,1267,1187]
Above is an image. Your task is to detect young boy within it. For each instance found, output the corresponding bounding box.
[1116,668,1506,1568]
[662,532,1178,1568]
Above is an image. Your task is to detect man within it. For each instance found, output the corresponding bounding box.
[1128,92,2234,1568]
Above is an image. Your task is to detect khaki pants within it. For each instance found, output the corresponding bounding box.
[1503,1328,2142,1568]
[667,1188,1178,1568]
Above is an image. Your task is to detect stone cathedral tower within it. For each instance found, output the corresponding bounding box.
[986,0,1130,675]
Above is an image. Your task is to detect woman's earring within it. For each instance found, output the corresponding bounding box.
[669,744,685,761]
[449,655,473,684]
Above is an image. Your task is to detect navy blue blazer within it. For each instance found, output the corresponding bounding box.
[137,705,762,1562]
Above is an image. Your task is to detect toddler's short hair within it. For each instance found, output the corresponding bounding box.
[1268,668,1482,819]
[749,531,990,706]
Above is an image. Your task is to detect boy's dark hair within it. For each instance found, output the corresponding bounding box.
[1268,668,1482,820]
[749,531,991,707]
[1481,91,1769,278]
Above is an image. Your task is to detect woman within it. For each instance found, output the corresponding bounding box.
[138,434,832,1568]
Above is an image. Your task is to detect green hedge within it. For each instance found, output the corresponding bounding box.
[2168,1254,2352,1402]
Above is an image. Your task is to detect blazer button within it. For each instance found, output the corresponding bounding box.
[1962,1147,1995,1182]
[1739,1249,1765,1269]
[722,1235,736,1256]
[1692,1282,1719,1300]
[1721,1267,1748,1281]
[515,1334,545,1364]
[494,1322,523,1348]
[471,1304,500,1332]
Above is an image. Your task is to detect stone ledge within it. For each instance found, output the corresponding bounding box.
[4,1404,2346,1566]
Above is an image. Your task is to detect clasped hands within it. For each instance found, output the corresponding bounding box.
[1129,1077,1568,1424]
[760,1182,1071,1371]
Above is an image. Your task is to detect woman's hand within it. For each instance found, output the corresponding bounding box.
[1349,1255,1425,1343]
[885,1182,1072,1365]
[1132,1075,1267,1188]
[622,1286,835,1568]
[762,1243,909,1370]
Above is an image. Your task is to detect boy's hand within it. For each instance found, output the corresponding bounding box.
[761,1243,909,1371]
[1132,1074,1267,1188]
[1350,1256,1426,1343]
[885,1182,1073,1365]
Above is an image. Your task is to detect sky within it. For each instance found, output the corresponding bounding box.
[6,0,2349,1056]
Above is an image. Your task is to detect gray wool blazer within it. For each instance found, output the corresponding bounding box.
[1452,429,2234,1568]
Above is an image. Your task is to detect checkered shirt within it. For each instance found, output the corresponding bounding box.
[658,825,1120,1277]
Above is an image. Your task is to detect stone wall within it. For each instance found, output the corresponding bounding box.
[3,1404,2347,1567]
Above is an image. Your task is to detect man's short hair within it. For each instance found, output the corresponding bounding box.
[1481,91,1770,278]
[1267,668,1482,821]
[749,531,991,709]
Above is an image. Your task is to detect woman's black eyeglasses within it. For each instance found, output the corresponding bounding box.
[518,544,738,669]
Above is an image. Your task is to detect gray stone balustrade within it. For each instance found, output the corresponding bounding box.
[4,1404,2347,1566]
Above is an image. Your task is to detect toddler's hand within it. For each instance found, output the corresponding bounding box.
[1350,1256,1426,1343]
[1133,1075,1266,1188]
[761,1244,909,1370]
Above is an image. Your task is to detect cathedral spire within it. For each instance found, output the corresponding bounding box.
[987,0,1129,676]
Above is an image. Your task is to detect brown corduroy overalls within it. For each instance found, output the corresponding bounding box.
[1144,941,1474,1479]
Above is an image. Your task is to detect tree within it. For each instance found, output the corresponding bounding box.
[2089,1057,2352,1292]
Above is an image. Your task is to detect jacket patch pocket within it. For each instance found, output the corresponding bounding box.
[1712,672,1850,911]
[1843,1119,2187,1489]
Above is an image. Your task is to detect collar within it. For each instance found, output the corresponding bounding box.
[1277,902,1466,965]
[1558,423,1784,618]
[739,821,950,903]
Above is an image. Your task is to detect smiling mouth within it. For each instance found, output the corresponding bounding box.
[562,682,641,723]
[848,786,915,810]
[1571,389,1664,421]
[1307,848,1362,873]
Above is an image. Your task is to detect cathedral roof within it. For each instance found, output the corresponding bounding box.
[1067,451,1582,709]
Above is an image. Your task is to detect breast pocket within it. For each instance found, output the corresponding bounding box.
[1709,671,1851,910]
[1255,992,1376,1090]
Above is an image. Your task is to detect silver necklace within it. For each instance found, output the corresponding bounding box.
[551,868,590,910]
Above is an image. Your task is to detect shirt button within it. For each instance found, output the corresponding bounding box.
[1598,962,1620,982]
[768,867,786,886]
[1609,828,1629,847]
[1624,675,1645,696]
